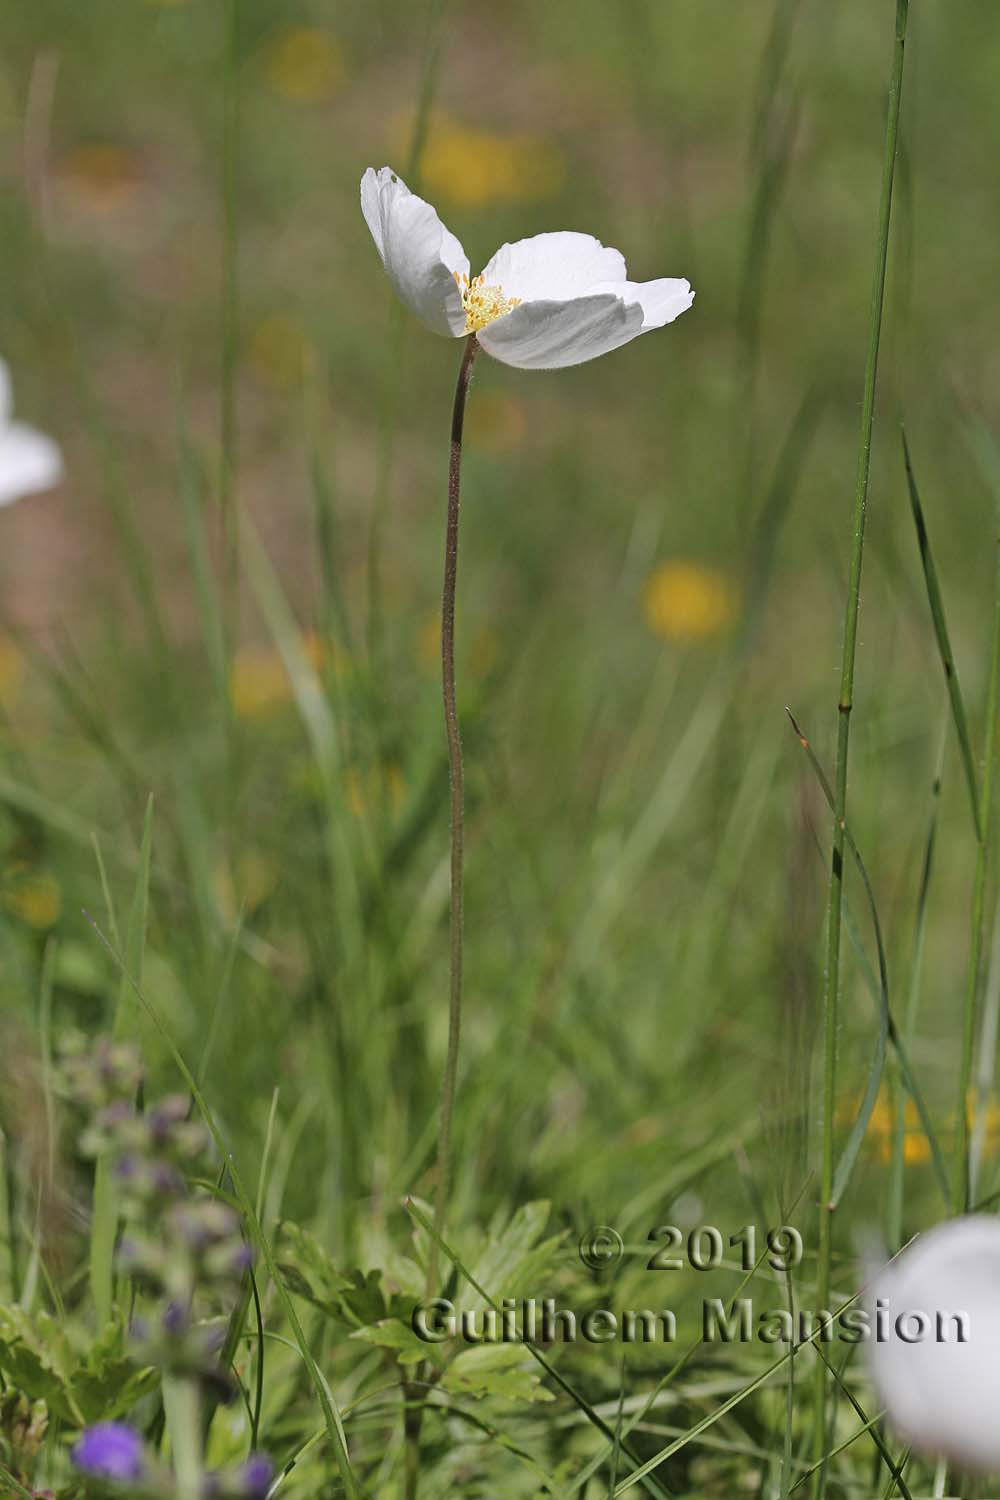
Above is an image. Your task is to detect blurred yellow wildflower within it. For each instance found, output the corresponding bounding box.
[56,144,142,212]
[345,763,405,819]
[467,389,526,454]
[863,1095,930,1166]
[5,870,61,930]
[263,27,346,103]
[246,314,312,392]
[0,639,24,708]
[642,561,738,643]
[214,849,278,922]
[393,112,565,209]
[856,1088,1000,1167]
[229,633,329,719]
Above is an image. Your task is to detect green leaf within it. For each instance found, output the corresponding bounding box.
[469,1201,565,1303]
[72,1320,157,1423]
[351,1319,434,1369]
[276,1224,419,1336]
[0,1312,154,1430]
[442,1345,555,1405]
[275,1223,353,1317]
[0,1307,82,1426]
[405,1198,672,1500]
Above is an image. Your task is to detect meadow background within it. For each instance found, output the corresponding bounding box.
[1,0,1000,1494]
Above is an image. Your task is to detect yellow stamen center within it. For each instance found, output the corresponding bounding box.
[454,271,521,333]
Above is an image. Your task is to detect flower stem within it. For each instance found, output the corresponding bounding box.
[404,335,478,1500]
[427,334,478,1300]
[955,518,1000,1212]
[812,1,908,1492]
[163,1374,203,1500]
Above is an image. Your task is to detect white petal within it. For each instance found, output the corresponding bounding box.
[0,422,63,507]
[588,277,695,329]
[360,167,468,337]
[479,232,627,304]
[476,295,644,371]
[869,1217,1000,1471]
[0,360,11,425]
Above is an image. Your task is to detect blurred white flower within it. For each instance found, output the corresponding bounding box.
[869,1216,1000,1471]
[360,166,693,370]
[0,359,63,507]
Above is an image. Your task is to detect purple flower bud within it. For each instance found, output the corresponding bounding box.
[162,1299,190,1336]
[231,1241,254,1273]
[71,1422,145,1480]
[151,1159,185,1195]
[238,1454,274,1499]
[101,1100,136,1128]
[202,1323,226,1357]
[149,1094,190,1142]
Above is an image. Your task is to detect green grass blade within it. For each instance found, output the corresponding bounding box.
[0,1467,37,1499]
[197,906,243,1087]
[564,1174,813,1500]
[367,0,449,660]
[788,713,950,1207]
[786,714,887,1207]
[114,795,154,1041]
[90,832,122,953]
[220,0,241,646]
[178,407,228,711]
[811,1346,910,1499]
[610,1288,865,1496]
[901,428,980,835]
[310,441,354,655]
[814,6,910,1475]
[888,719,945,1245]
[240,518,338,782]
[89,796,153,1330]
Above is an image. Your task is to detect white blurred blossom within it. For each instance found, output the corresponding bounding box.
[869,1216,1000,1471]
[0,358,63,508]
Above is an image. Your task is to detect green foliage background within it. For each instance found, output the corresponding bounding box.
[1,1,999,1494]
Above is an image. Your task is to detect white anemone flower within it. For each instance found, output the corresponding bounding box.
[0,358,63,507]
[360,166,693,370]
[868,1216,1000,1472]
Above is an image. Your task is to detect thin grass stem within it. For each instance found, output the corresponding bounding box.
[813,2,908,1491]
[366,0,449,666]
[955,508,1000,1211]
[221,0,241,643]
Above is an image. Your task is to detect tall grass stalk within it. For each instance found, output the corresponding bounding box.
[955,515,1000,1212]
[813,1,908,1489]
[971,901,1000,1203]
[220,0,241,651]
[366,0,448,666]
